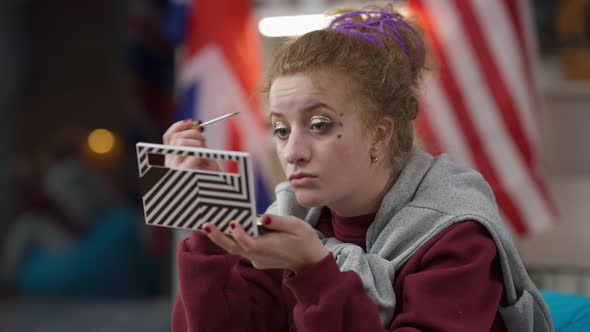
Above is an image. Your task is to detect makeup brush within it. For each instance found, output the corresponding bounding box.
[192,112,240,132]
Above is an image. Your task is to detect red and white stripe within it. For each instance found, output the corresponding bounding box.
[408,0,557,236]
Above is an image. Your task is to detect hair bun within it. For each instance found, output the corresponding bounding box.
[327,3,426,76]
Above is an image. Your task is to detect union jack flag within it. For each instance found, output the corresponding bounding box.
[166,0,274,213]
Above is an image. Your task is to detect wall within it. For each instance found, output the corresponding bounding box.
[516,57,590,294]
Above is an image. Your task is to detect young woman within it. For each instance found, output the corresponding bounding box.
[163,4,553,331]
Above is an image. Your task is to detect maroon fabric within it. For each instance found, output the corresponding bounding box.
[318,209,376,251]
[173,211,506,331]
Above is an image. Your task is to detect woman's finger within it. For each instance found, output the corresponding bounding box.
[228,222,281,269]
[170,137,207,149]
[169,128,207,144]
[203,223,242,255]
[165,155,186,168]
[229,221,257,252]
[257,214,303,234]
[163,119,193,144]
[166,137,204,167]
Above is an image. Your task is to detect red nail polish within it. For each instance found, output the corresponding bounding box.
[230,222,236,230]
[203,225,211,233]
[263,216,272,225]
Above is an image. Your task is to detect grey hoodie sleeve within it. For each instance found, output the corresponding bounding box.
[322,238,396,327]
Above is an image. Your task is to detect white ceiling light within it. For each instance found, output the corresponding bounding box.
[258,14,331,37]
[256,1,410,38]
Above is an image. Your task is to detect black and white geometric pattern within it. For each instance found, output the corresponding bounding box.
[136,142,258,236]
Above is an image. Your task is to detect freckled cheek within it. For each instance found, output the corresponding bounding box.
[318,142,353,168]
[275,143,288,166]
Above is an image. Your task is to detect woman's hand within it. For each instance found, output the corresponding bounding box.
[202,215,330,273]
[162,119,221,171]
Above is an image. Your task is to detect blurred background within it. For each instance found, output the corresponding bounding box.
[0,0,588,331]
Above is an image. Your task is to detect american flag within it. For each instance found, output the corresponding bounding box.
[407,0,557,236]
[166,0,274,213]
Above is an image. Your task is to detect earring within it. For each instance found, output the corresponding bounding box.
[370,146,379,164]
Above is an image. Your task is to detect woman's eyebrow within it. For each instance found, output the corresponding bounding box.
[300,101,333,114]
[270,101,334,119]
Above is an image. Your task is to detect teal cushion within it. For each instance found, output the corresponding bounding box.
[541,290,590,332]
[18,208,153,298]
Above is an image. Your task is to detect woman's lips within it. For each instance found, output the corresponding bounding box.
[289,173,318,186]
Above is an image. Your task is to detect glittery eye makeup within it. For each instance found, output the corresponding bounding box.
[309,115,334,133]
[271,113,338,141]
[272,121,289,139]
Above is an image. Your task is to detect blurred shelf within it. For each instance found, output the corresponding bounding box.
[538,56,590,102]
[541,80,590,101]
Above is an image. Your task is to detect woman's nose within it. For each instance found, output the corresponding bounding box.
[283,133,311,165]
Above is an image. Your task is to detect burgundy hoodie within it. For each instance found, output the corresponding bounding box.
[172,210,506,331]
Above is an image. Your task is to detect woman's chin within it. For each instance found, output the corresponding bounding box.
[294,193,326,209]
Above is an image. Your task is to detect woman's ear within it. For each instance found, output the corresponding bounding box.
[373,116,395,148]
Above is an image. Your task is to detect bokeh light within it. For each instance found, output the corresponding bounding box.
[87,129,115,154]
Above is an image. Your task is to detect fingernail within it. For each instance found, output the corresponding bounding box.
[230,222,236,230]
[263,216,272,225]
[184,118,193,123]
[203,225,211,233]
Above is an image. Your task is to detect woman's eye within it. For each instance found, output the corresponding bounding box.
[272,123,289,139]
[311,122,329,131]
[310,116,334,133]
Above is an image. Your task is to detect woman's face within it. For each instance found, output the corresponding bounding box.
[269,72,376,210]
